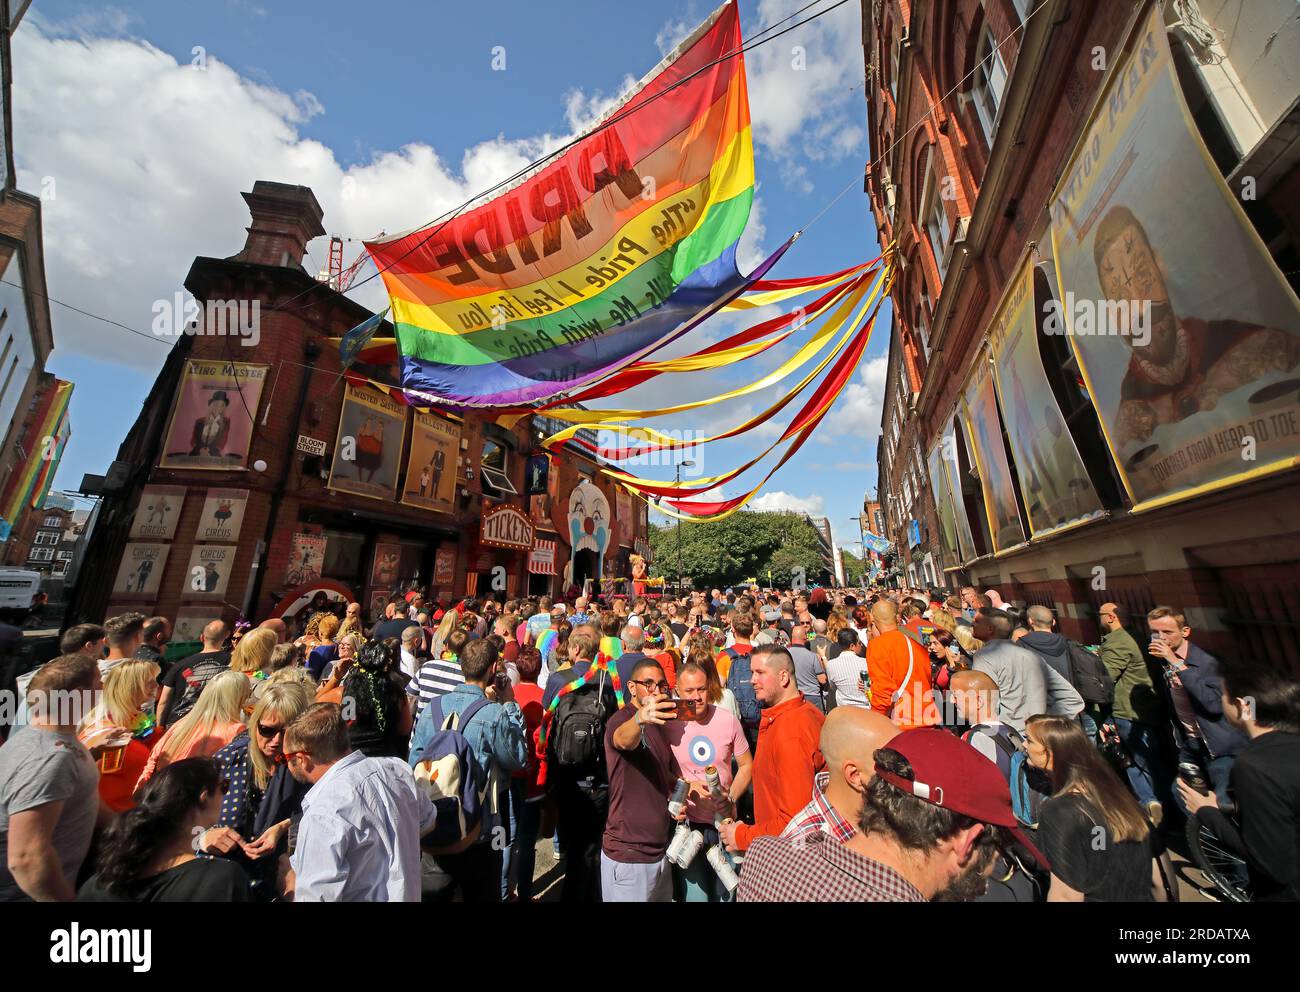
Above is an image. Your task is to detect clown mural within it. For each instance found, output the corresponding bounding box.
[563,480,611,595]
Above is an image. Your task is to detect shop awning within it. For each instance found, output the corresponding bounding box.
[529,538,557,575]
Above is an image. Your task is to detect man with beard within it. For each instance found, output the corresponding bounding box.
[1092,206,1300,447]
[738,728,1048,902]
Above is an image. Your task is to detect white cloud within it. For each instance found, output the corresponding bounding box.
[743,0,867,181]
[749,490,824,514]
[655,16,698,56]
[561,73,638,133]
[10,26,582,369]
[821,354,887,440]
[737,189,767,273]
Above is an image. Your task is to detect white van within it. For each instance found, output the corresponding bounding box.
[0,567,41,622]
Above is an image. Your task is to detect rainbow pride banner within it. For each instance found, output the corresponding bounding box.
[364,2,757,407]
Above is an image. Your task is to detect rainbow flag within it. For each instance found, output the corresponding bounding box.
[0,378,73,536]
[365,2,759,407]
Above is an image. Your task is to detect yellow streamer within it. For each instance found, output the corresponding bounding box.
[541,274,875,437]
[541,264,888,456]
[721,261,876,311]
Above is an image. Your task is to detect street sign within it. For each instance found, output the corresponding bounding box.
[296,434,326,456]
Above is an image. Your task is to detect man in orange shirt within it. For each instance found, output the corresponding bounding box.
[719,645,825,853]
[866,601,939,731]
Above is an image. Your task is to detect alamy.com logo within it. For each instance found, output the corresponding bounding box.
[50,925,151,972]
[152,293,261,346]
[1041,293,1152,347]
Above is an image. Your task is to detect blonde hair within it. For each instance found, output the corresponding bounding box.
[231,627,277,675]
[266,666,317,690]
[303,612,324,639]
[433,609,458,647]
[83,659,159,730]
[247,683,313,790]
[157,670,250,764]
[339,615,365,641]
[929,609,957,635]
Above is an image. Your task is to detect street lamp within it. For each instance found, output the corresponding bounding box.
[675,459,696,595]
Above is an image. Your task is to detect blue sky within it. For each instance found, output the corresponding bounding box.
[14,0,890,550]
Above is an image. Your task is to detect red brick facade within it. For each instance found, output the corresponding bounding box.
[864,0,1300,671]
[70,182,648,631]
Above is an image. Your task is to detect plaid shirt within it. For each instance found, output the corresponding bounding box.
[781,772,858,843]
[737,831,926,902]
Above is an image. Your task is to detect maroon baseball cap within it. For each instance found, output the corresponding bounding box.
[873,727,1050,870]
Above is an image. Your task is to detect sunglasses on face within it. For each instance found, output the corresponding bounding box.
[257,724,286,740]
[276,750,309,765]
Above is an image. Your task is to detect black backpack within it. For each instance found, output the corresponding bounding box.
[549,669,616,775]
[1065,640,1115,706]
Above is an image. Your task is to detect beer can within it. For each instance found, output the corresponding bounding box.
[675,828,705,869]
[665,823,692,865]
[668,778,690,819]
[707,845,740,892]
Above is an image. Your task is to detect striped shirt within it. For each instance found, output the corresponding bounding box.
[407,656,466,724]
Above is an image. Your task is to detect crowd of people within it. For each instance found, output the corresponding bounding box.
[0,581,1295,903]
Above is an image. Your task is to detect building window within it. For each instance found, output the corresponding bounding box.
[55,550,73,561]
[44,515,61,527]
[919,148,953,279]
[880,160,897,222]
[52,559,69,576]
[890,35,900,103]
[30,548,54,562]
[480,440,518,500]
[916,291,933,361]
[971,21,1009,146]
[34,531,59,546]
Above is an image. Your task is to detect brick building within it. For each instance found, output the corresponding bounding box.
[68,181,650,633]
[863,0,1300,669]
[0,2,72,559]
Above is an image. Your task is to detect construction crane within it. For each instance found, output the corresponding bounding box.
[323,235,370,292]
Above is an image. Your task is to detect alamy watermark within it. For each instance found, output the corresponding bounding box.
[152,294,261,346]
[1042,293,1152,348]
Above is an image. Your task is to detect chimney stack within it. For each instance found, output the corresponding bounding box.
[230,181,325,270]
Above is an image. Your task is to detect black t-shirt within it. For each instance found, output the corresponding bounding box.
[78,857,252,902]
[1038,793,1156,901]
[669,622,688,643]
[601,705,674,863]
[160,650,231,724]
[372,617,418,642]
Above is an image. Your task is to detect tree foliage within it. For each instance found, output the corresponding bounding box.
[841,549,868,586]
[647,510,834,589]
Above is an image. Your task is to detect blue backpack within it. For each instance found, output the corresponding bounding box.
[1008,746,1053,829]
[723,647,760,729]
[408,696,491,853]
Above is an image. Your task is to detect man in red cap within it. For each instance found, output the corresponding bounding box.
[738,728,1049,901]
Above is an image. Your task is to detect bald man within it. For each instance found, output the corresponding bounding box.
[157,619,231,727]
[949,669,1019,782]
[865,600,938,730]
[258,617,287,644]
[782,708,898,843]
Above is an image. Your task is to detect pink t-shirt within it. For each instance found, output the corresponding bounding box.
[664,705,750,825]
